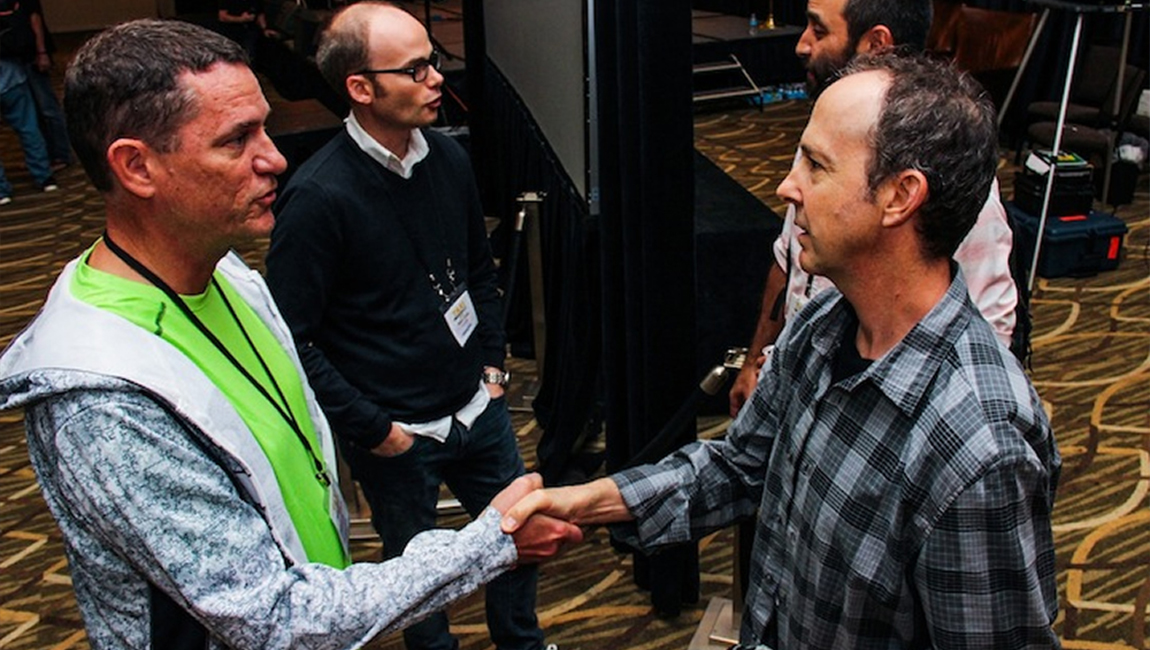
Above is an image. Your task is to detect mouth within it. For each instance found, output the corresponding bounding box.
[794,213,809,234]
[255,187,277,208]
[428,95,442,109]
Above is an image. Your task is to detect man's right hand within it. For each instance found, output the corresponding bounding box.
[490,474,585,563]
[729,261,789,417]
[728,362,761,418]
[371,423,415,457]
[501,477,632,536]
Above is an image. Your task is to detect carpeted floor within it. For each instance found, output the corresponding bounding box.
[1,31,1149,650]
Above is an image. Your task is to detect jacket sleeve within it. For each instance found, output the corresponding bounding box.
[28,388,516,650]
[267,178,392,449]
[608,360,781,548]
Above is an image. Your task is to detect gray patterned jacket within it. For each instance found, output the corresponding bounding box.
[0,252,517,649]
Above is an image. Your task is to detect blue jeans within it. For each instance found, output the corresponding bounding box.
[0,79,52,196]
[24,64,72,164]
[355,397,543,650]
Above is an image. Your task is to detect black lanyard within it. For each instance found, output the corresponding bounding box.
[375,158,459,303]
[101,232,331,488]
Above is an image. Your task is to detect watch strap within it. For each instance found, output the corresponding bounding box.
[482,369,510,386]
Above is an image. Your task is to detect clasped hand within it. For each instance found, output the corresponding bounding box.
[492,475,630,564]
[489,473,585,563]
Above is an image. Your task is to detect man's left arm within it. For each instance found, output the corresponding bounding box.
[915,459,1059,648]
[28,10,50,72]
[954,179,1017,348]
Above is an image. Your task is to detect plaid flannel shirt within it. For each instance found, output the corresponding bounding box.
[613,269,1060,649]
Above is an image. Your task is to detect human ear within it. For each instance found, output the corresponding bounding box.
[880,170,927,228]
[346,74,376,106]
[106,139,158,199]
[857,25,895,54]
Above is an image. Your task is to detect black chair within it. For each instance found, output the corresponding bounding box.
[1025,45,1124,128]
[1025,61,1146,207]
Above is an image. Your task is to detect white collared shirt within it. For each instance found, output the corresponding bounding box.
[344,112,430,179]
[396,380,492,443]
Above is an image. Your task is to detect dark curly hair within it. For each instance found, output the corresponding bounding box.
[843,0,933,52]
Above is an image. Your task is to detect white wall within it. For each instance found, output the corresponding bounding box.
[41,0,158,33]
[485,0,587,198]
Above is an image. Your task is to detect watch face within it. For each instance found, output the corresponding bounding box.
[484,370,509,386]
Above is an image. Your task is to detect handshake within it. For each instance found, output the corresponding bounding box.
[488,473,631,563]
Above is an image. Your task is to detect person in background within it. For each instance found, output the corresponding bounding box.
[267,4,549,650]
[0,55,56,203]
[218,0,270,60]
[20,0,71,168]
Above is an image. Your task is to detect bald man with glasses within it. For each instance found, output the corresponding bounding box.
[266,3,549,650]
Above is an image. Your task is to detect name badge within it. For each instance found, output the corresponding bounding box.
[443,286,477,347]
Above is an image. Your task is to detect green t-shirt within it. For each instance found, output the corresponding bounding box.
[72,246,348,568]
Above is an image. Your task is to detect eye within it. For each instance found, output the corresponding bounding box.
[226,131,250,149]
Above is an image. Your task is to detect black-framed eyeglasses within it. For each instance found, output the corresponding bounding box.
[353,51,441,83]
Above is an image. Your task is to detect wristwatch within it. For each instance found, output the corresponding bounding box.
[482,368,510,386]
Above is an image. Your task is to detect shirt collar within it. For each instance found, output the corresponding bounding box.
[807,264,976,416]
[344,112,430,179]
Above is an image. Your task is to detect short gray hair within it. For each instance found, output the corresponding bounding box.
[64,19,248,192]
[844,53,998,259]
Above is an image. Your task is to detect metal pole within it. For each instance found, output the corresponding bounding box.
[516,192,547,377]
[998,8,1049,129]
[1101,11,1134,206]
[1028,11,1084,294]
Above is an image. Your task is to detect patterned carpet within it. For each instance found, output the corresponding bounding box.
[0,61,1148,650]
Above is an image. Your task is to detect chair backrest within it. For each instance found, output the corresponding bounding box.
[952,5,1037,74]
[926,0,963,57]
[1071,45,1121,108]
[1110,65,1147,129]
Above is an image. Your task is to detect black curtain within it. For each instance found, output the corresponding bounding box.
[596,0,701,616]
[463,0,714,612]
[465,2,603,487]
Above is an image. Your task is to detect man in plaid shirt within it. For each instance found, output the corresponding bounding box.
[503,53,1060,649]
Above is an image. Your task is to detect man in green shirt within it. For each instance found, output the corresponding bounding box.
[0,18,579,650]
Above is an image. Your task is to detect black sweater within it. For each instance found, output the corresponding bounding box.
[266,129,504,454]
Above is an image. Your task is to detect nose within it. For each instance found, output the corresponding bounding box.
[426,64,444,88]
[255,129,288,176]
[795,27,813,58]
[777,167,801,206]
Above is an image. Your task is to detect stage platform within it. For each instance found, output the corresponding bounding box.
[692,10,805,87]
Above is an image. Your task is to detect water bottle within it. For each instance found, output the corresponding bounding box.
[749,13,758,35]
